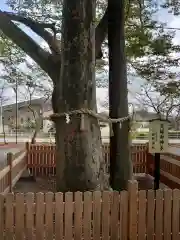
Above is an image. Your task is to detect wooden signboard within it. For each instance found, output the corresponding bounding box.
[149,119,168,153]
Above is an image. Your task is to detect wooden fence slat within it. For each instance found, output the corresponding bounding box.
[5,193,14,240]
[128,181,138,240]
[137,190,146,240]
[25,192,34,240]
[83,191,92,240]
[155,190,163,240]
[35,193,45,240]
[0,194,4,238]
[172,189,180,240]
[55,192,64,240]
[74,192,83,240]
[110,191,119,240]
[45,192,54,240]
[15,193,25,240]
[2,181,180,239]
[7,153,13,193]
[119,191,128,240]
[147,190,155,240]
[93,191,101,240]
[102,191,110,240]
[64,192,73,240]
[26,143,148,177]
[164,189,172,240]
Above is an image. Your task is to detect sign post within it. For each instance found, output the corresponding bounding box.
[148,119,168,190]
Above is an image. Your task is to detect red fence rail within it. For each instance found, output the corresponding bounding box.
[25,142,180,189]
[147,152,180,189]
[3,142,180,190]
[26,143,148,177]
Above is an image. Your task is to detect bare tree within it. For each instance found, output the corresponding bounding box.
[18,78,52,144]
[0,83,10,144]
[136,82,180,123]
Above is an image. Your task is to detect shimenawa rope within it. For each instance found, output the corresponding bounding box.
[43,108,131,136]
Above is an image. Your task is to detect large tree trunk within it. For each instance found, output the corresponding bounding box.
[52,0,108,192]
[108,0,133,190]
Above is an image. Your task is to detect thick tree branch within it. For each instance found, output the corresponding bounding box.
[95,7,108,58]
[2,8,108,59]
[0,10,55,77]
[0,7,108,81]
[3,11,60,55]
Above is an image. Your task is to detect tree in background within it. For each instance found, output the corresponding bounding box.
[19,80,42,144]
[0,82,9,144]
[136,82,180,128]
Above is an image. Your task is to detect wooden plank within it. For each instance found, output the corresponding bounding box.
[92,191,101,240]
[74,192,83,240]
[12,165,27,188]
[64,192,73,240]
[110,191,119,240]
[155,190,163,240]
[55,192,64,240]
[12,151,26,168]
[138,190,146,240]
[45,192,54,240]
[0,194,4,239]
[164,189,172,240]
[15,193,25,240]
[128,181,138,240]
[83,191,92,240]
[25,192,34,240]
[7,153,13,193]
[102,191,110,240]
[147,190,155,240]
[119,191,128,240]
[0,166,10,181]
[5,193,14,239]
[172,189,180,240]
[35,193,45,240]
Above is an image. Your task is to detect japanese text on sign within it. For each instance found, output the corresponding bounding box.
[149,120,168,153]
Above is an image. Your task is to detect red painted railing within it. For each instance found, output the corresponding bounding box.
[26,143,148,177]
[25,142,180,189]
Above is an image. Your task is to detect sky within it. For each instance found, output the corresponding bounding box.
[1,1,180,112]
[0,0,11,11]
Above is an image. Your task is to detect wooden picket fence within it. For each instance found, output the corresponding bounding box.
[0,181,180,239]
[0,149,26,194]
[26,143,148,177]
[147,152,180,189]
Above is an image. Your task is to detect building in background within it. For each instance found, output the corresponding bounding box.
[0,98,51,133]
[0,98,179,134]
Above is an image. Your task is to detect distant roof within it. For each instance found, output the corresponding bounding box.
[3,98,51,111]
[134,110,160,121]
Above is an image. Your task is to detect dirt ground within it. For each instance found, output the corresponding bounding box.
[13,177,56,193]
[13,174,168,193]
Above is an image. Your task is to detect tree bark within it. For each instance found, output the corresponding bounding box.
[52,0,108,192]
[108,0,133,190]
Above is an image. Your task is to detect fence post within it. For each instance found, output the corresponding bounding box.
[7,152,13,193]
[25,142,30,163]
[26,141,32,176]
[26,141,30,151]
